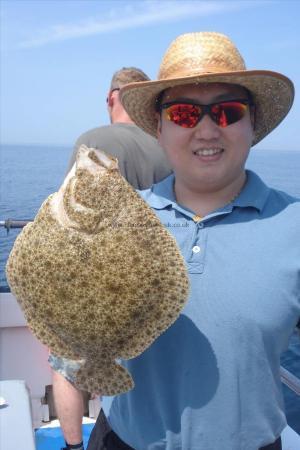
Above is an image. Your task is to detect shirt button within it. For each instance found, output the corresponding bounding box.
[192,245,201,253]
[198,222,204,229]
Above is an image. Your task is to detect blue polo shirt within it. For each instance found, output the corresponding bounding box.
[102,170,300,450]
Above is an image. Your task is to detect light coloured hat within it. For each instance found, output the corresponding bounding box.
[120,32,294,145]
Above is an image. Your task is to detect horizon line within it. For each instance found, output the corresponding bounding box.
[1,142,300,153]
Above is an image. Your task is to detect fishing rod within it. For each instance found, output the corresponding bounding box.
[0,219,32,233]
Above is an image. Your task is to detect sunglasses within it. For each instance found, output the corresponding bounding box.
[159,99,252,128]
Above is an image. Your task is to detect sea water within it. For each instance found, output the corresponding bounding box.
[0,144,299,433]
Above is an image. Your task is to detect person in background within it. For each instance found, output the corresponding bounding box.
[50,67,171,450]
[84,31,298,450]
[66,67,171,188]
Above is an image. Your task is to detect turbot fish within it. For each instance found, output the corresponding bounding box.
[6,145,189,395]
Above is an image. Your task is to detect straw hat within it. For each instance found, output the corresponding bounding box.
[120,32,294,145]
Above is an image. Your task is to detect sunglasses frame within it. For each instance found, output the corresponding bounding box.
[159,98,253,128]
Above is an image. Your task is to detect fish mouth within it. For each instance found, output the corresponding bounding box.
[50,145,120,230]
[77,145,119,172]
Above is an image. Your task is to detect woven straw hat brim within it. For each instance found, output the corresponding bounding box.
[120,69,294,145]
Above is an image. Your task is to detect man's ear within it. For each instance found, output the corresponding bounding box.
[107,91,115,107]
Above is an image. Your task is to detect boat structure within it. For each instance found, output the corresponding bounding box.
[0,220,300,450]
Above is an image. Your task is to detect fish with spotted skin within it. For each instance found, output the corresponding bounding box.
[6,145,189,395]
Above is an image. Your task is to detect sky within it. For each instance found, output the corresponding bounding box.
[1,0,299,151]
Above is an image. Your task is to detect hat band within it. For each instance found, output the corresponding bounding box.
[159,64,246,80]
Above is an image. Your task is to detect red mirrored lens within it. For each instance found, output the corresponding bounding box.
[211,102,248,127]
[166,104,202,128]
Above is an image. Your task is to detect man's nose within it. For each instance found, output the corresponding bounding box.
[193,114,221,140]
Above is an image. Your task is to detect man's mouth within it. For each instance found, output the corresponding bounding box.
[193,148,224,157]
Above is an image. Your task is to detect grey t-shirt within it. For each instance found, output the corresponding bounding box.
[68,123,171,190]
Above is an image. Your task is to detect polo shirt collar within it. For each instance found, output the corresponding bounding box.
[147,173,177,209]
[234,170,270,212]
[147,170,270,213]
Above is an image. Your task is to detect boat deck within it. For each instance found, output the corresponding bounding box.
[35,418,95,450]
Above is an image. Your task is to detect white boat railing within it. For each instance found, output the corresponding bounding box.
[280,366,300,396]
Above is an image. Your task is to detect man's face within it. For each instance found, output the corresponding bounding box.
[157,83,254,195]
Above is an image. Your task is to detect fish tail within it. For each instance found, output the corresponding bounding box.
[75,360,134,396]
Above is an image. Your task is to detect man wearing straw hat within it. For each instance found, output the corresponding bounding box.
[64,32,299,450]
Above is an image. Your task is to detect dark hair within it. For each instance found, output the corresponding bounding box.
[155,90,166,112]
